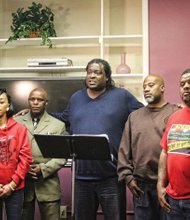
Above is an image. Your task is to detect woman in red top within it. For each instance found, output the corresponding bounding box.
[0,88,32,220]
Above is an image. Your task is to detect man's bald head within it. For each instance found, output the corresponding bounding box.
[144,74,165,87]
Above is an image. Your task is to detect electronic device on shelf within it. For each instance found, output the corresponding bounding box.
[27,58,73,67]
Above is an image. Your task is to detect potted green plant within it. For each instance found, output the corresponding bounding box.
[6,2,57,48]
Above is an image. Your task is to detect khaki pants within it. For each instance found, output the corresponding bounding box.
[22,199,60,220]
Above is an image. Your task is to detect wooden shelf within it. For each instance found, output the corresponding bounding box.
[0,37,101,49]
[112,73,143,77]
[0,67,144,77]
[0,35,143,48]
[103,35,142,47]
[0,66,86,73]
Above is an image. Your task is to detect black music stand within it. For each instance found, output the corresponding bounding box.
[34,134,111,220]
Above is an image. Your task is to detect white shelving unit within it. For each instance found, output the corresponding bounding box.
[0,0,148,101]
[0,66,86,74]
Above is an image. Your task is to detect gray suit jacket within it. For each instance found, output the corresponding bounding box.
[16,111,67,202]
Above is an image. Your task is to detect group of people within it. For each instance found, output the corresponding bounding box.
[0,58,189,220]
[0,87,67,220]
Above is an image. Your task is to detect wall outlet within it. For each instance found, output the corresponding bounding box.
[60,205,67,219]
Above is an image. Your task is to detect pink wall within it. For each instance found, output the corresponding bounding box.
[149,0,190,103]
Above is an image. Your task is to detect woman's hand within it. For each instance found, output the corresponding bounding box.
[0,184,14,198]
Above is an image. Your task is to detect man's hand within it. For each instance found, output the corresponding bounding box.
[28,164,42,180]
[128,179,144,198]
[157,184,171,213]
[14,108,29,117]
[175,103,185,109]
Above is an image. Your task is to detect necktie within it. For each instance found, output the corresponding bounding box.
[33,118,39,130]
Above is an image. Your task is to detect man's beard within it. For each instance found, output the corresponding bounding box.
[182,97,190,107]
[145,95,160,104]
[145,95,155,104]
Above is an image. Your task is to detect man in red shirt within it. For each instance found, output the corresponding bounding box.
[157,68,190,220]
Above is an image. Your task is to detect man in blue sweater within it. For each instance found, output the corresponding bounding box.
[53,58,143,220]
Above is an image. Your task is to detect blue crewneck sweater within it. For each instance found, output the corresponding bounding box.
[53,87,143,180]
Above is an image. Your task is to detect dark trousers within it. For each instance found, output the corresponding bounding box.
[133,180,166,220]
[166,195,190,220]
[75,177,126,220]
[0,189,24,220]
